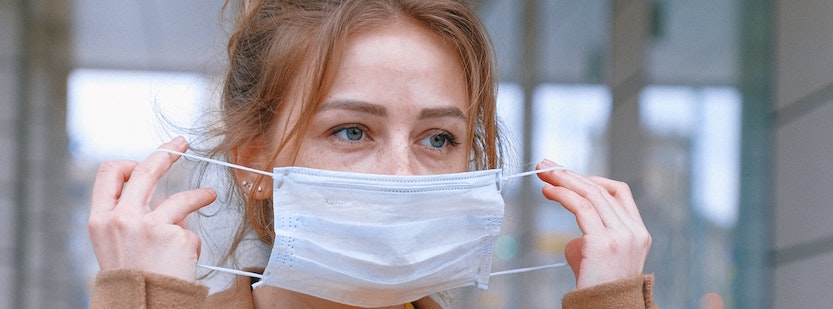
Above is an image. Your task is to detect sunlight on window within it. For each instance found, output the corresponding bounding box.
[495,83,525,166]
[532,84,610,175]
[642,86,740,228]
[67,69,209,162]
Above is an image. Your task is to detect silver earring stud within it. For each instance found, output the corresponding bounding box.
[242,180,253,191]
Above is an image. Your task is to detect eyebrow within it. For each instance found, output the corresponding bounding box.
[319,100,387,116]
[418,106,466,121]
[320,100,466,121]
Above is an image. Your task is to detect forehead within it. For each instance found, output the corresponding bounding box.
[323,19,467,109]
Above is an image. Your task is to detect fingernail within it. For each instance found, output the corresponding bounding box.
[541,159,555,167]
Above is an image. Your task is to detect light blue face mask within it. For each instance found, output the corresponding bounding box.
[158,149,567,307]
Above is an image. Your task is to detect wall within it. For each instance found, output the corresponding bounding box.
[773,0,833,307]
[0,0,76,308]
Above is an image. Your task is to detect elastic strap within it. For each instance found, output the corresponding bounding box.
[154,148,273,177]
[489,263,568,277]
[198,262,567,280]
[503,164,566,180]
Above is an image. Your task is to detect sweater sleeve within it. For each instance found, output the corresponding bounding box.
[90,269,209,309]
[562,274,658,309]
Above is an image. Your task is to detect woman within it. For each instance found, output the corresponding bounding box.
[88,0,655,308]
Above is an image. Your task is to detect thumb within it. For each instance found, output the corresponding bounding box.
[565,238,583,280]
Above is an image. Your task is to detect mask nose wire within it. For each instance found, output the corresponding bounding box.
[154,148,273,177]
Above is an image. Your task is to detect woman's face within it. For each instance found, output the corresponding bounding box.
[288,19,470,175]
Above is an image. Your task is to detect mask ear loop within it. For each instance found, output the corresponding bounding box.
[498,163,567,190]
[199,261,569,283]
[154,148,274,178]
[153,149,274,282]
[198,264,264,279]
[160,151,570,283]
[489,163,569,277]
[490,262,568,277]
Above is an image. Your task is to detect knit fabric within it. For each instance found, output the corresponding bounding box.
[91,269,657,308]
[90,269,208,309]
[561,274,658,309]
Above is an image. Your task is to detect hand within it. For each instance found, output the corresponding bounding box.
[88,136,217,282]
[536,159,651,289]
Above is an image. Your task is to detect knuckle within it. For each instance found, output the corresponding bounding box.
[600,236,620,254]
[96,161,116,173]
[131,163,155,177]
[185,232,201,246]
[584,186,607,202]
[141,212,160,227]
[617,229,637,246]
[573,199,596,216]
[87,215,108,235]
[89,211,139,235]
[641,231,653,249]
[97,161,126,175]
[627,226,652,251]
[109,212,135,230]
[612,180,632,195]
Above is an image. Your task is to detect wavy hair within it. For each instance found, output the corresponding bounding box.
[195,0,502,268]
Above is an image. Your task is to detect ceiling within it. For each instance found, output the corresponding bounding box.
[71,0,739,85]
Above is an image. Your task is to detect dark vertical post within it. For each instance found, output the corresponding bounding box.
[514,0,539,308]
[734,0,773,307]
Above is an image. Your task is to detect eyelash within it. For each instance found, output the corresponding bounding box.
[329,125,460,151]
[425,131,459,148]
[330,125,369,143]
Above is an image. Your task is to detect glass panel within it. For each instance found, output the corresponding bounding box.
[532,84,610,175]
[67,69,208,161]
[468,83,612,308]
[641,85,741,308]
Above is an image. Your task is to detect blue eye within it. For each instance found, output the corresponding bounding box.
[428,135,447,148]
[422,133,457,149]
[335,126,364,141]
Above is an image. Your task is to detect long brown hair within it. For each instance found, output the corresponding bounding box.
[197,0,502,258]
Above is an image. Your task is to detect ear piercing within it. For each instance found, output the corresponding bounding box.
[241,180,262,192]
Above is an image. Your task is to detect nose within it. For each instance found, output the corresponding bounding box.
[378,138,417,176]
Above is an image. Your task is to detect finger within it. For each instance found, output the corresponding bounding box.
[575,174,633,227]
[91,160,139,214]
[542,183,606,234]
[538,168,624,228]
[118,137,188,208]
[587,176,644,225]
[147,188,217,225]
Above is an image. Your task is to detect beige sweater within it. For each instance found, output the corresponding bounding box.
[90,269,657,308]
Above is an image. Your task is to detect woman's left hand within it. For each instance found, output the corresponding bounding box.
[536,159,651,289]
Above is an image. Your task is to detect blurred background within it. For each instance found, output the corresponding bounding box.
[0,0,828,308]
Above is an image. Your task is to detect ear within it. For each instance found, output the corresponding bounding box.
[231,137,273,200]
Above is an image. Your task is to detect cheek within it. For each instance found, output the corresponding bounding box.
[293,142,363,171]
[447,150,470,173]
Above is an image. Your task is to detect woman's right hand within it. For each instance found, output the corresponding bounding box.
[87,136,217,282]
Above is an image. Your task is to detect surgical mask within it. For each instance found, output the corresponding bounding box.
[158,149,567,307]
